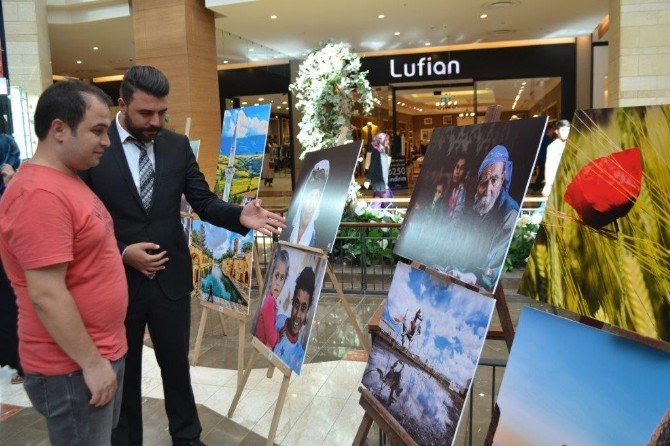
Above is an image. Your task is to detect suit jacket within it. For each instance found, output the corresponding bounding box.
[81,121,248,300]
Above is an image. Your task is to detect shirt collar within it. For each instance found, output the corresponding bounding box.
[115,112,133,143]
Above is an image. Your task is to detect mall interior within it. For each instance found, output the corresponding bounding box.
[1,1,670,445]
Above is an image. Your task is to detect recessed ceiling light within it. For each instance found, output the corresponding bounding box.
[242,101,248,105]
[76,60,82,64]
[378,14,385,19]
[276,106,282,109]
[425,42,431,46]
[480,13,488,19]
[270,15,277,19]
[394,31,400,36]
[223,60,229,64]
[249,48,254,52]
[259,98,265,101]
[282,101,288,105]
[254,103,259,106]
[93,46,99,51]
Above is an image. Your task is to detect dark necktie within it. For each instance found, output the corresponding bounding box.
[128,138,154,211]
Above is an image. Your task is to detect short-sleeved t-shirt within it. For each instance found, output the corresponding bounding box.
[0,163,128,375]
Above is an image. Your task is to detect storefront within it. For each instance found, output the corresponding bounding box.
[356,42,576,159]
[217,41,576,163]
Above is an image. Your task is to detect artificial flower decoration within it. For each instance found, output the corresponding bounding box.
[290,41,376,158]
[564,147,642,227]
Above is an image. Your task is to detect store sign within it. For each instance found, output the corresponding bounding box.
[390,57,460,79]
[388,158,408,189]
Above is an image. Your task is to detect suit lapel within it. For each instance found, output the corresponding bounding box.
[109,121,145,212]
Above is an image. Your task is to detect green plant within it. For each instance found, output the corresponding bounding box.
[504,216,540,271]
[338,209,403,266]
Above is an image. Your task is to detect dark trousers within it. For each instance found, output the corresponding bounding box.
[111,280,201,445]
[0,260,22,376]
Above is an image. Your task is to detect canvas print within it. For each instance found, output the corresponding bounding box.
[519,105,670,342]
[213,104,271,203]
[250,244,327,374]
[493,307,670,446]
[180,139,201,244]
[361,262,495,445]
[189,105,271,314]
[394,118,547,293]
[280,141,362,252]
[190,219,255,313]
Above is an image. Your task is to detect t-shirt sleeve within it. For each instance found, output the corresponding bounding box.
[5,189,74,270]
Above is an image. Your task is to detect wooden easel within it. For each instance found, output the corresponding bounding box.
[228,338,294,446]
[228,241,330,446]
[191,240,265,389]
[354,105,517,444]
[353,386,418,446]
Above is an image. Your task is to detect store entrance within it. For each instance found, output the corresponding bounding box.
[390,77,563,162]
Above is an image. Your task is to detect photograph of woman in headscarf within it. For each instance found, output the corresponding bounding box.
[288,159,329,247]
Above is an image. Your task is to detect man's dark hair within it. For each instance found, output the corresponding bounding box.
[34,80,112,141]
[293,266,316,308]
[120,66,170,104]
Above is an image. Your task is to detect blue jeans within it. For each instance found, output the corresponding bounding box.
[23,357,125,446]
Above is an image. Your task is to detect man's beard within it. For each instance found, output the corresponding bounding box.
[124,115,160,142]
[473,192,498,216]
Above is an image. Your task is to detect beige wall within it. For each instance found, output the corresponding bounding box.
[2,0,53,151]
[608,0,670,106]
[132,0,222,185]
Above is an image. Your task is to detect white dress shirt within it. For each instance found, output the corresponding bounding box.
[115,112,156,192]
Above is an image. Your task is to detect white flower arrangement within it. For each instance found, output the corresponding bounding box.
[290,41,376,158]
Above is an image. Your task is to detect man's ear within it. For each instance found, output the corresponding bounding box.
[51,119,69,142]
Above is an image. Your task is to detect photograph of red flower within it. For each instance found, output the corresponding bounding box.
[519,105,670,342]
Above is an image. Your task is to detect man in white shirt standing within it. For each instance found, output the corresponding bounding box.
[542,119,571,198]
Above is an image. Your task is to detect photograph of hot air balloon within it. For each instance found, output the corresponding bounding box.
[519,105,670,342]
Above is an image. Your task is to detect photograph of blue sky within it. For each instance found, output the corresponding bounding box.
[494,307,670,446]
[191,219,251,260]
[381,262,495,390]
[220,104,271,156]
[363,262,494,445]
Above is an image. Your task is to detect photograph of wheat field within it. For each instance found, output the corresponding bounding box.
[519,105,670,342]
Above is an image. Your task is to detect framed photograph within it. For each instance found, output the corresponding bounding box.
[442,115,453,125]
[419,128,433,141]
[395,117,548,293]
[423,117,433,125]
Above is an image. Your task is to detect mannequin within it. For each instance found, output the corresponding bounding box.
[360,121,379,150]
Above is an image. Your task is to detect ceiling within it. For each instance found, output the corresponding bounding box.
[43,0,608,79]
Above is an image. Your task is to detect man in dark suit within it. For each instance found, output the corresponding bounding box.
[81,66,285,446]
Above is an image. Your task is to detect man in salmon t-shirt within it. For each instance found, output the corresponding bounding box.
[0,81,128,445]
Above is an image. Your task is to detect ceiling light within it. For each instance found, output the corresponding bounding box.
[378,14,385,19]
[276,106,282,109]
[394,31,400,36]
[249,48,254,52]
[522,81,527,85]
[242,101,248,105]
[282,101,288,105]
[223,60,229,64]
[425,42,431,46]
[254,103,259,106]
[76,60,82,64]
[93,46,99,51]
[259,98,265,101]
[270,15,277,19]
[480,13,488,19]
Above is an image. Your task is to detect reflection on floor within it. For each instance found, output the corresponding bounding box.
[1,271,556,445]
